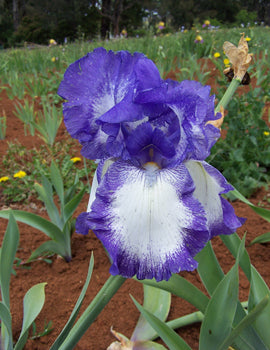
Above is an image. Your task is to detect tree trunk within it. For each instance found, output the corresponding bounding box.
[101,0,111,39]
[113,0,122,36]
[13,0,19,31]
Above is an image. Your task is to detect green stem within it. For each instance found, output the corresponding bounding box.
[215,78,241,114]
[149,301,248,341]
[58,275,126,350]
[165,311,203,331]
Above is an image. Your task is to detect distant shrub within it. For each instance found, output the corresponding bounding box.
[235,9,257,26]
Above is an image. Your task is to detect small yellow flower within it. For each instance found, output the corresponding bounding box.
[0,176,9,182]
[49,39,57,45]
[264,131,270,136]
[70,157,82,163]
[245,36,251,41]
[13,170,27,179]
[51,57,56,62]
[204,20,210,26]
[195,35,203,43]
[214,52,221,58]
[223,58,230,66]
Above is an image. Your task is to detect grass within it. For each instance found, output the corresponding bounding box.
[0,25,269,202]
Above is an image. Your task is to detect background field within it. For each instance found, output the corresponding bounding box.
[0,26,270,349]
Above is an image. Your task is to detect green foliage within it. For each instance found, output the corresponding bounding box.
[0,160,87,261]
[33,101,63,147]
[14,100,36,136]
[208,86,270,197]
[0,113,6,140]
[0,212,47,350]
[133,235,269,350]
[0,141,96,204]
[30,320,53,340]
[235,9,257,26]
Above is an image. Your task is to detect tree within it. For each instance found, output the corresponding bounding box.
[95,0,147,37]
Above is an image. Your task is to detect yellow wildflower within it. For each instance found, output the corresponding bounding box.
[214,52,221,58]
[223,33,253,81]
[223,58,230,66]
[195,35,203,43]
[204,20,210,26]
[13,170,27,178]
[49,39,57,46]
[264,131,270,136]
[245,36,251,41]
[70,157,82,163]
[51,57,56,62]
[0,176,9,182]
[158,21,165,28]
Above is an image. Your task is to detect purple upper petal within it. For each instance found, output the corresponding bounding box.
[135,79,221,160]
[58,48,162,160]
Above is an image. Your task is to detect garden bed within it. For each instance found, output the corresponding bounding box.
[0,59,270,349]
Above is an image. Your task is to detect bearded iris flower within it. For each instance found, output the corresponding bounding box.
[58,47,243,282]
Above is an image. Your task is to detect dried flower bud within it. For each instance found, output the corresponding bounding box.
[223,33,252,81]
[107,329,133,350]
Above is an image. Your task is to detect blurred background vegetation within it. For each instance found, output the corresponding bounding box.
[0,0,269,48]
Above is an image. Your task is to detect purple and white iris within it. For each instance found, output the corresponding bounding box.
[58,47,243,281]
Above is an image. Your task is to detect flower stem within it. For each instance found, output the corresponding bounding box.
[215,78,241,114]
[149,301,248,341]
[166,311,203,331]
[58,275,126,350]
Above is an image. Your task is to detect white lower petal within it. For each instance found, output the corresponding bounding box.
[87,170,99,212]
[109,164,199,271]
[185,160,223,229]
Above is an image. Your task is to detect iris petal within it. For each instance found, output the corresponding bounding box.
[77,160,209,281]
[58,48,162,160]
[185,160,244,237]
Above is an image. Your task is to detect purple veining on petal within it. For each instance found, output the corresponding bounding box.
[58,48,162,160]
[76,160,210,281]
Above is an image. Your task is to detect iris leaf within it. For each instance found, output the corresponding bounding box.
[0,301,13,350]
[231,188,270,223]
[139,274,209,313]
[131,296,192,350]
[220,233,251,281]
[131,285,171,342]
[28,240,71,262]
[50,160,64,206]
[248,266,270,347]
[199,259,239,349]
[197,237,267,349]
[14,282,47,350]
[63,187,85,222]
[34,179,62,228]
[250,231,270,245]
[196,241,224,295]
[0,211,19,309]
[50,253,94,350]
[220,295,269,350]
[0,209,65,242]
